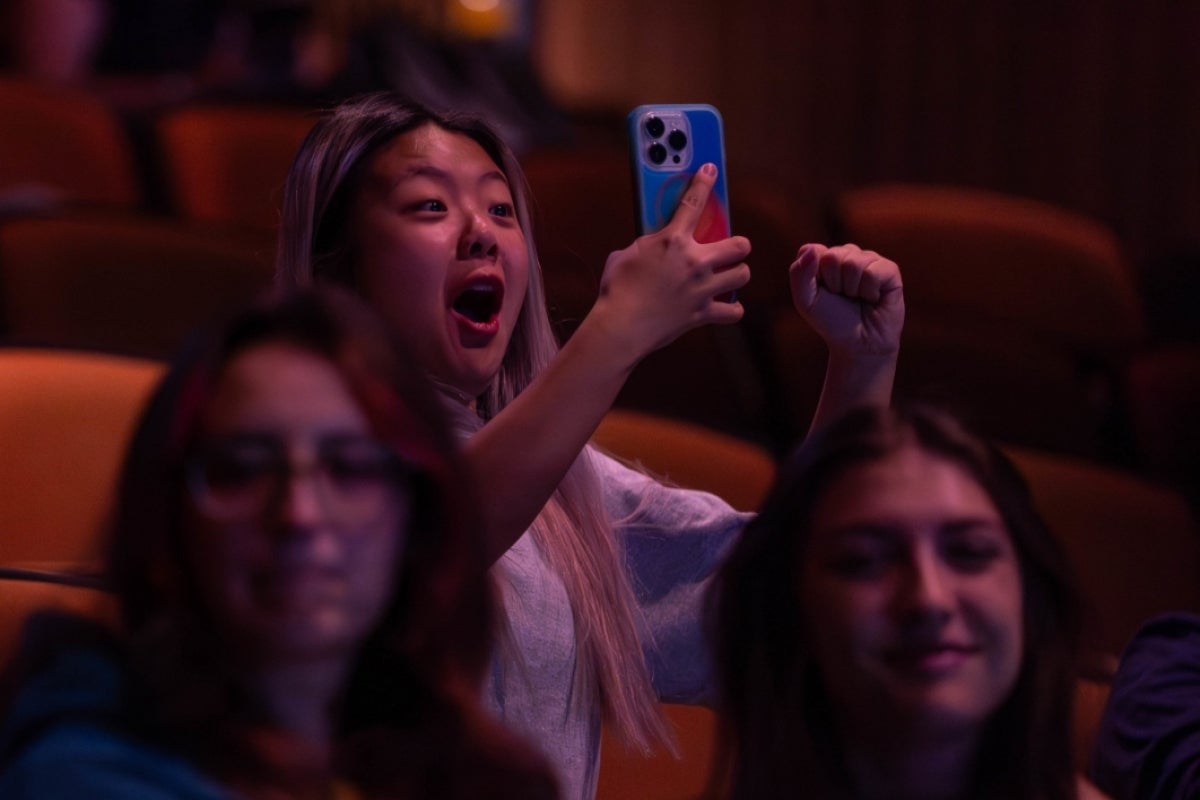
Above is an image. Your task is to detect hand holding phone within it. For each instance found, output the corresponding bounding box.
[628,103,739,305]
[628,103,732,244]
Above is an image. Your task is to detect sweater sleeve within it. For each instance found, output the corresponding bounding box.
[0,645,232,800]
[595,450,753,706]
[1090,613,1200,800]
[0,727,232,800]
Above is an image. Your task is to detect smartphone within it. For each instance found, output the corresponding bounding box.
[627,103,732,244]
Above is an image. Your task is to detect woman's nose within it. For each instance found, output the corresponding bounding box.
[275,471,327,530]
[458,211,499,259]
[898,550,955,618]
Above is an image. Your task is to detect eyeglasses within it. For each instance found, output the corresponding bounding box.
[186,434,409,525]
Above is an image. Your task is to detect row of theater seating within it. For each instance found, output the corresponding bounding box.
[5,346,1195,659]
[2,72,1196,499]
[1,346,1196,796]
[0,183,1187,469]
[2,62,1200,710]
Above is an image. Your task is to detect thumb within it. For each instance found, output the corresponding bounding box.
[790,253,821,311]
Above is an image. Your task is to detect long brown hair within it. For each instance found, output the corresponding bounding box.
[709,405,1082,800]
[105,288,554,799]
[275,92,671,750]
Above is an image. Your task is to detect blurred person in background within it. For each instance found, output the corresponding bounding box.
[0,288,558,799]
[5,0,568,149]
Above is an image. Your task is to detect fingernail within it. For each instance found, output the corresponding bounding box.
[701,163,716,177]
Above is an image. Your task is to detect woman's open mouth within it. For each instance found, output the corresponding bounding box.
[451,276,504,340]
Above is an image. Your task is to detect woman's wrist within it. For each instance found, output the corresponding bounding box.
[571,299,653,375]
[821,347,899,410]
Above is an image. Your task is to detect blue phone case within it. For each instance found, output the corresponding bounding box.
[627,103,731,243]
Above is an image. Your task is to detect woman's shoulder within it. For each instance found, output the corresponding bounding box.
[0,613,228,798]
[0,719,230,800]
[1124,612,1200,654]
[588,445,747,522]
[1111,611,1200,688]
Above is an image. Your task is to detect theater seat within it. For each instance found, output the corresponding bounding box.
[1074,673,1115,773]
[0,572,117,671]
[0,211,272,357]
[806,183,1148,458]
[1006,445,1200,658]
[155,103,317,235]
[0,348,163,567]
[1124,342,1200,496]
[592,408,777,512]
[0,75,141,211]
[591,410,773,799]
[597,704,717,800]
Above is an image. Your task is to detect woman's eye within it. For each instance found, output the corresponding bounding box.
[944,543,1002,573]
[319,438,398,489]
[828,549,893,579]
[324,455,392,486]
[204,452,277,490]
[408,199,446,213]
[490,202,515,218]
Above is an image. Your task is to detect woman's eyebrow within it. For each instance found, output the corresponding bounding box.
[385,163,509,190]
[203,430,280,445]
[478,168,509,188]
[384,163,451,190]
[825,523,898,541]
[940,517,1007,536]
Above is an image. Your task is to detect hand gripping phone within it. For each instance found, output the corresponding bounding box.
[627,103,731,244]
[628,103,735,301]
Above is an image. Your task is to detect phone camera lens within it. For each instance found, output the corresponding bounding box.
[668,130,688,151]
[648,143,667,165]
[645,116,665,138]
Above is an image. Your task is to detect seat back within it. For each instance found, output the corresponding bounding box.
[831,183,1146,355]
[0,212,273,357]
[1124,343,1200,484]
[1007,445,1200,657]
[521,145,628,338]
[592,408,777,512]
[1074,674,1114,773]
[0,349,164,566]
[819,184,1149,457]
[591,410,773,799]
[155,104,317,234]
[0,75,141,209]
[597,704,718,800]
[0,573,118,673]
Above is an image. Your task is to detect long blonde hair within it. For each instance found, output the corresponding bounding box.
[275,92,671,750]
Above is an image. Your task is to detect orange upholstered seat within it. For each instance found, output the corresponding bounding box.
[0,75,141,210]
[155,103,317,234]
[0,348,163,566]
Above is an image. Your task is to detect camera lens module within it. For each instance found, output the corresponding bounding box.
[645,116,666,138]
[667,129,688,151]
[648,143,668,165]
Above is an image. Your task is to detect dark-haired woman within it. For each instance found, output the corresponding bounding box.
[0,289,557,799]
[711,405,1108,800]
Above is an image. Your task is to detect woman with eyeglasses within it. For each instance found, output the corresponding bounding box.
[0,289,558,799]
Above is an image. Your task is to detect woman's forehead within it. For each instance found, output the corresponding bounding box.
[199,342,370,436]
[809,447,1004,534]
[366,125,504,185]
